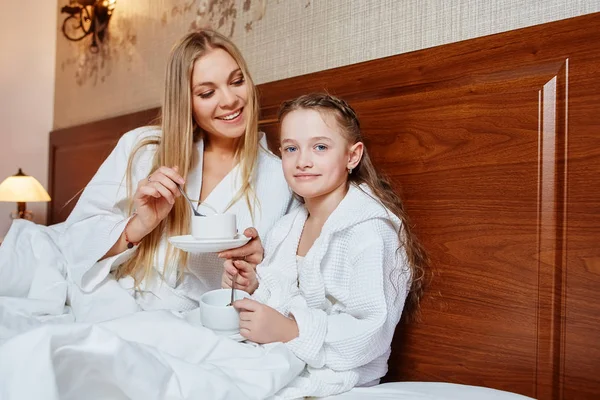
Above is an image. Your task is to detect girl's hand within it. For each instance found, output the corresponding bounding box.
[233,298,299,344]
[218,227,264,265]
[128,166,184,242]
[221,258,259,294]
[219,227,263,294]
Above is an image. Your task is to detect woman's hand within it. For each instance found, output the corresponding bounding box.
[233,298,299,344]
[218,227,264,265]
[127,166,184,242]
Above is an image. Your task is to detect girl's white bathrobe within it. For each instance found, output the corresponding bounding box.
[253,183,412,399]
[59,126,294,318]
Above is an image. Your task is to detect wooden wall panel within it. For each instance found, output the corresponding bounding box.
[48,12,600,400]
[48,108,159,224]
[257,13,600,399]
[561,54,600,400]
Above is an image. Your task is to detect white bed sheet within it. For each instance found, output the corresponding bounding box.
[0,308,306,400]
[0,220,305,400]
[0,220,538,400]
[319,382,536,400]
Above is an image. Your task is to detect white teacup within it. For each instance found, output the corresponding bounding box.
[191,213,236,240]
[199,288,250,334]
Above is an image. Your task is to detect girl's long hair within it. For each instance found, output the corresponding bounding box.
[278,93,429,317]
[116,30,260,285]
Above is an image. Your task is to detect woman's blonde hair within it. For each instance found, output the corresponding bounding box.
[278,93,428,317]
[116,30,260,284]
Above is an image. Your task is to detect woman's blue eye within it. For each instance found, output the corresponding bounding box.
[284,146,297,153]
[315,144,328,151]
[232,77,245,86]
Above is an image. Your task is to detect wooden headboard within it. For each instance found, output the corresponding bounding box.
[48,13,600,400]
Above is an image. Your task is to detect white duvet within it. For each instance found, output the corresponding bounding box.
[0,220,535,400]
[0,220,304,400]
[0,308,304,400]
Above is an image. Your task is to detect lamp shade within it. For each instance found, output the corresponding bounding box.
[0,169,51,203]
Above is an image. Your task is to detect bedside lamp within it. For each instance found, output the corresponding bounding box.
[0,168,51,220]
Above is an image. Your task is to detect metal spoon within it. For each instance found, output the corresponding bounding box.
[227,274,237,307]
[177,184,205,217]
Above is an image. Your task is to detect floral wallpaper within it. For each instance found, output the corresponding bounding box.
[53,0,600,130]
[58,0,267,87]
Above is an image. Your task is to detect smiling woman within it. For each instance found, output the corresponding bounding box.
[57,29,295,316]
[191,49,248,142]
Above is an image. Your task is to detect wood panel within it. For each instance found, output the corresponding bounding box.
[48,12,600,400]
[47,108,159,224]
[256,13,600,400]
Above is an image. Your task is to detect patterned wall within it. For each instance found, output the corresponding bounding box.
[53,0,600,129]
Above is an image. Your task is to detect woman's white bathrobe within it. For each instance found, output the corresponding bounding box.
[253,184,412,399]
[59,126,294,318]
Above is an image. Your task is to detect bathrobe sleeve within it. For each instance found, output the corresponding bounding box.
[285,229,409,371]
[59,128,156,292]
[251,223,300,311]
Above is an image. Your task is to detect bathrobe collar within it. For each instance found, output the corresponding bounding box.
[185,133,269,215]
[264,183,402,308]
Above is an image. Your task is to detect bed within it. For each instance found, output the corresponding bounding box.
[46,12,600,400]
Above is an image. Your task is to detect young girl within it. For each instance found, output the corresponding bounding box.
[228,93,427,398]
[60,30,294,318]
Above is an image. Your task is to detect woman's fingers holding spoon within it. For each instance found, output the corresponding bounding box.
[149,168,183,195]
[151,166,185,185]
[136,183,173,204]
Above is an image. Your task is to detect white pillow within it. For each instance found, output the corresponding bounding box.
[318,382,536,400]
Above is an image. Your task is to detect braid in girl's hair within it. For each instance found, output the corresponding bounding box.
[278,93,429,318]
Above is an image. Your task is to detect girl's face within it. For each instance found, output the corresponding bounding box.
[280,109,362,201]
[191,48,248,140]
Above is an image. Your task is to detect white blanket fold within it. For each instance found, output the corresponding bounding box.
[0,311,305,400]
[0,221,305,399]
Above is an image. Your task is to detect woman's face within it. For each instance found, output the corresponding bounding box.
[191,48,248,140]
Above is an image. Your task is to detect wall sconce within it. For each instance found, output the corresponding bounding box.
[0,169,51,220]
[61,0,117,53]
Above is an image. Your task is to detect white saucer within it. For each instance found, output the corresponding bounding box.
[183,309,245,341]
[168,234,251,253]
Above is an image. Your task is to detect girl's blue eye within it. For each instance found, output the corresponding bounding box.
[232,77,245,86]
[284,146,297,153]
[315,144,328,151]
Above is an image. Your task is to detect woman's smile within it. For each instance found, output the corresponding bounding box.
[216,107,244,124]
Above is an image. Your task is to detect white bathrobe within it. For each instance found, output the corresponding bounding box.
[60,126,294,316]
[253,184,412,399]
